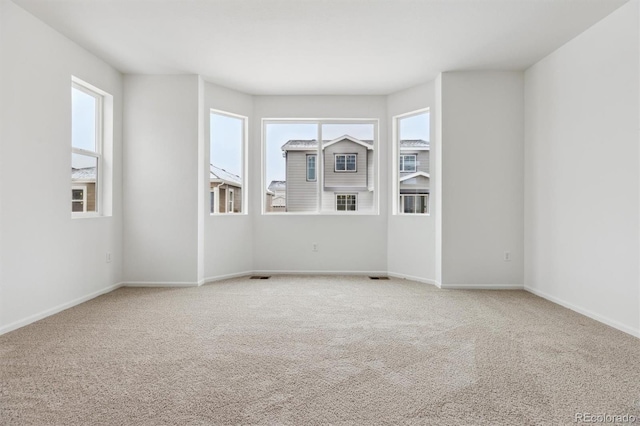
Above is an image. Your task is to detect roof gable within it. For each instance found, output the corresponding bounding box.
[323,135,373,150]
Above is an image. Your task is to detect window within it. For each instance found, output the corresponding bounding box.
[400,194,429,214]
[394,109,430,215]
[335,154,357,172]
[71,79,107,216]
[306,154,317,181]
[264,120,377,214]
[336,194,357,211]
[210,110,247,214]
[399,155,417,172]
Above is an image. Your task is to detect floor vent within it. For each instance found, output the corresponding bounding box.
[250,276,271,280]
[369,276,389,280]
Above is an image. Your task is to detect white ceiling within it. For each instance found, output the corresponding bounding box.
[13,0,628,95]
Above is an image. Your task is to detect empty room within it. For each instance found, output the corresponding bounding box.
[1,0,639,424]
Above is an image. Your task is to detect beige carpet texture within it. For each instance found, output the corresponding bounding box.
[1,275,639,425]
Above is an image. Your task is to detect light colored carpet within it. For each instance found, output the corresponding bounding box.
[1,275,639,425]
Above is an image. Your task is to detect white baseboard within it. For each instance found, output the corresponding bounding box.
[251,270,389,277]
[387,271,439,287]
[524,286,640,338]
[201,271,253,286]
[440,283,524,290]
[0,282,123,336]
[122,281,199,288]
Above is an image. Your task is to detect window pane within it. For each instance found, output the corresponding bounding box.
[71,153,97,213]
[307,155,316,181]
[398,111,430,214]
[346,155,356,171]
[266,123,318,213]
[335,155,346,171]
[72,87,97,152]
[211,112,244,214]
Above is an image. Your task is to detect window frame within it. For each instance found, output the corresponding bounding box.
[335,193,357,212]
[209,109,248,216]
[262,118,379,216]
[71,185,87,213]
[334,153,357,172]
[399,154,417,172]
[393,108,431,216]
[400,194,430,214]
[306,154,317,182]
[71,79,104,218]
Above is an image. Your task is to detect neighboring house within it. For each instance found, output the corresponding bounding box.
[281,135,374,212]
[210,164,242,213]
[398,139,430,214]
[266,180,286,212]
[71,167,96,213]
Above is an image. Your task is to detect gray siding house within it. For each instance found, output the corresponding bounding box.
[399,139,430,213]
[281,135,374,212]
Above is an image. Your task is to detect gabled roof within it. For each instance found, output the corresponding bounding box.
[323,135,373,150]
[268,180,286,191]
[281,136,373,152]
[71,167,96,181]
[400,139,429,150]
[399,171,430,182]
[210,164,242,187]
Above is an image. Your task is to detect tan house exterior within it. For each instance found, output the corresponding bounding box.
[71,167,96,213]
[210,164,242,214]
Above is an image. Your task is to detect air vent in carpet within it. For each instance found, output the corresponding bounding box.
[250,276,271,280]
[369,276,389,280]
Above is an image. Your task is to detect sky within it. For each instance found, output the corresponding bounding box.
[210,112,243,178]
[71,87,97,169]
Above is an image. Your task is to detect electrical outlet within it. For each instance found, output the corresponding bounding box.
[503,251,511,262]
[106,252,112,263]
[312,243,318,252]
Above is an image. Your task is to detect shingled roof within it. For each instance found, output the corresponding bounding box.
[71,167,96,181]
[280,138,429,151]
[210,164,242,187]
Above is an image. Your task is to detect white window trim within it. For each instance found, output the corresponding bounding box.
[335,193,358,212]
[392,108,430,216]
[399,154,417,172]
[334,153,357,172]
[262,118,378,215]
[71,78,104,218]
[71,185,87,213]
[400,194,430,215]
[306,154,317,182]
[228,188,235,213]
[209,109,248,216]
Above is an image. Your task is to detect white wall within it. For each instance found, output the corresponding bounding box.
[251,96,388,274]
[0,1,123,332]
[437,71,525,288]
[387,82,437,283]
[203,82,254,281]
[123,75,200,285]
[524,1,640,336]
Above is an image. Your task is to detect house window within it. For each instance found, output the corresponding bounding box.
[71,79,104,216]
[394,109,430,215]
[72,186,87,212]
[400,194,429,214]
[399,155,417,172]
[335,154,357,172]
[336,194,357,211]
[306,154,317,181]
[210,110,247,214]
[264,120,377,214]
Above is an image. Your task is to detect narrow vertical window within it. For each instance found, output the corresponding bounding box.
[306,154,317,181]
[395,110,430,215]
[210,110,247,214]
[71,80,103,216]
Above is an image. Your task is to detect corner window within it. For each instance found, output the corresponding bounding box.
[306,154,317,181]
[72,78,109,217]
[210,110,247,214]
[336,194,357,211]
[335,154,357,172]
[263,120,377,214]
[394,109,430,215]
